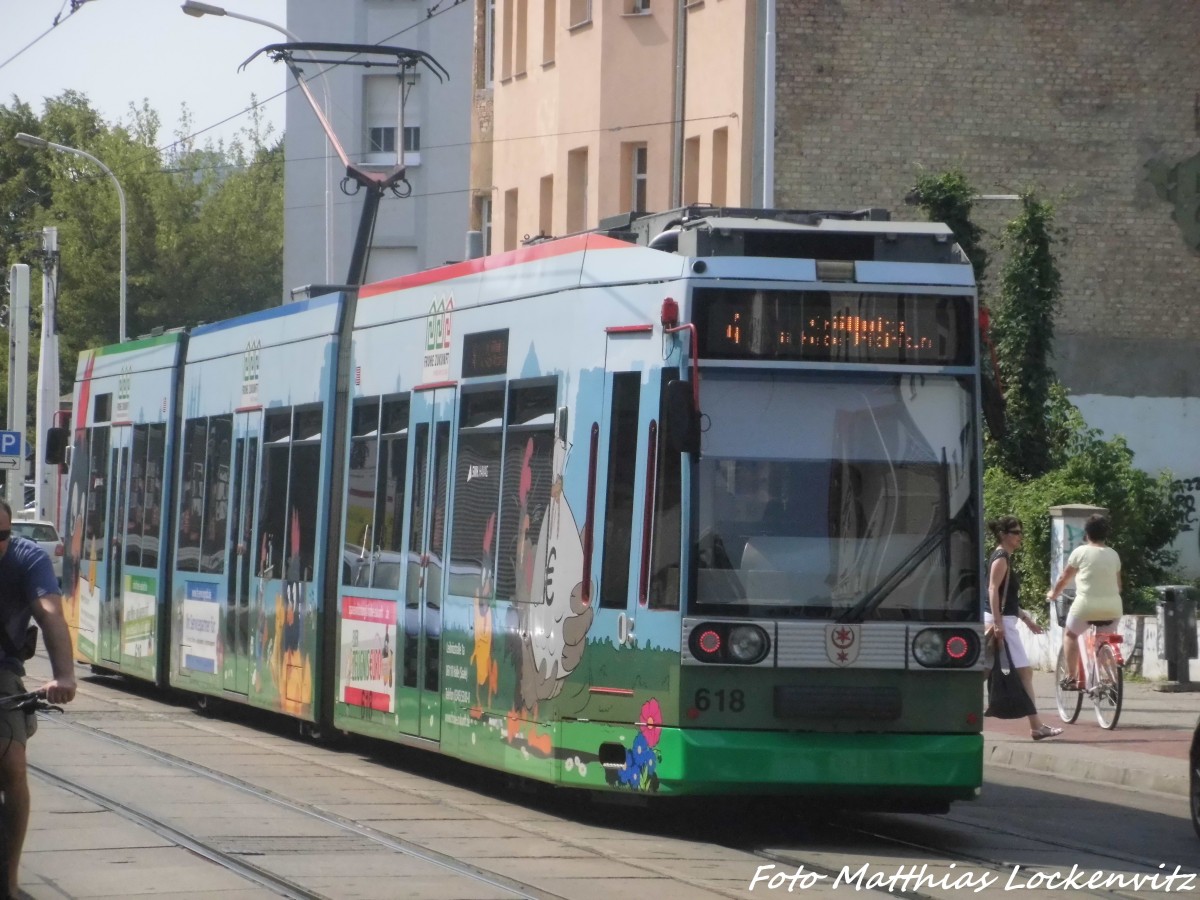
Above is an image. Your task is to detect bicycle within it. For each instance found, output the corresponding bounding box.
[0,690,63,899]
[1051,594,1124,729]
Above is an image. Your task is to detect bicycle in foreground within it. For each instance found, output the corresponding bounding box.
[0,691,63,900]
[1051,595,1124,729]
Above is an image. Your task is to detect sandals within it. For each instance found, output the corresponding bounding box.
[1031,724,1063,741]
[1059,677,1081,691]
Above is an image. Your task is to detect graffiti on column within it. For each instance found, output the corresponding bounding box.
[1170,477,1200,552]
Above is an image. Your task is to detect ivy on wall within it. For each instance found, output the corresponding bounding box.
[908,170,1179,614]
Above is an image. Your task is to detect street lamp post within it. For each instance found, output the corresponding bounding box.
[182,0,336,286]
[15,132,127,343]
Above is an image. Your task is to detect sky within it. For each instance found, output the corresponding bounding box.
[1,0,289,150]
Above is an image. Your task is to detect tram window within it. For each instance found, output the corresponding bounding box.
[177,419,208,572]
[648,368,682,610]
[201,415,232,574]
[452,388,505,596]
[93,393,111,423]
[600,373,640,609]
[109,446,127,586]
[374,395,410,589]
[84,428,110,565]
[497,381,556,603]
[288,404,322,585]
[142,424,165,568]
[293,406,322,443]
[127,425,148,567]
[258,408,292,580]
[344,398,381,585]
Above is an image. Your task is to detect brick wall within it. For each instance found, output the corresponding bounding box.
[773,1,1200,393]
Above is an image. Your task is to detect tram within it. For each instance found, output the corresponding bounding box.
[58,206,984,808]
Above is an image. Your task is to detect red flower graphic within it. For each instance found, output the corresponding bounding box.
[639,697,662,748]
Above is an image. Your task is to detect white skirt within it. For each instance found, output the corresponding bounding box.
[983,613,1030,669]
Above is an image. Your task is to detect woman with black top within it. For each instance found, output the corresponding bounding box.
[987,516,1062,740]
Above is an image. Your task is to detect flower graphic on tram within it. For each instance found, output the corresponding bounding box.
[611,697,665,792]
[639,698,663,748]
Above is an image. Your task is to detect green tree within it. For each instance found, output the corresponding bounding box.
[984,386,1178,615]
[989,195,1062,478]
[909,171,1179,613]
[0,91,283,401]
[907,168,989,287]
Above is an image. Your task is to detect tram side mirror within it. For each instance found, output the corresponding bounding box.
[664,380,701,454]
[44,427,68,465]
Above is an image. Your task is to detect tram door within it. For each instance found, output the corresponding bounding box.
[100,428,132,664]
[397,387,453,741]
[222,412,260,695]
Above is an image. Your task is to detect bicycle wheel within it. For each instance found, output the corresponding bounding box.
[1092,643,1123,729]
[1054,646,1082,724]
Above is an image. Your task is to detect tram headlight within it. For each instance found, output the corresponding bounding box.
[727,625,770,664]
[912,628,980,668]
[687,623,771,664]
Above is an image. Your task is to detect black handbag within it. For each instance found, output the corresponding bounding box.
[984,642,1036,719]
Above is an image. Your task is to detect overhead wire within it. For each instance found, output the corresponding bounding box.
[0,0,95,74]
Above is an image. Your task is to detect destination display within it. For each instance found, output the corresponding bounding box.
[694,288,971,365]
[462,328,509,378]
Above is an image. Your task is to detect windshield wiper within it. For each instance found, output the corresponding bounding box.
[835,524,951,623]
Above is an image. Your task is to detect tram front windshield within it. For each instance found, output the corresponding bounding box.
[691,372,978,621]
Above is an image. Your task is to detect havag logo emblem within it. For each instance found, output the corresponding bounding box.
[426,294,453,352]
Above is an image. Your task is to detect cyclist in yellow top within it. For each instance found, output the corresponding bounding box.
[1046,513,1122,690]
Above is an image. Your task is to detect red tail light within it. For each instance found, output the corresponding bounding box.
[54,544,64,557]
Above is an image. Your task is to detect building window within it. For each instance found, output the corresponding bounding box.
[684,135,700,205]
[539,175,553,237]
[405,136,421,166]
[501,0,514,79]
[711,126,728,206]
[620,142,648,214]
[627,0,650,12]
[569,0,590,27]
[369,126,396,155]
[504,188,519,251]
[632,144,647,213]
[364,74,399,165]
[485,0,496,87]
[481,196,493,255]
[515,0,528,76]
[542,0,556,63]
[567,146,588,233]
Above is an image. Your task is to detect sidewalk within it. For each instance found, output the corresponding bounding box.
[983,668,1199,797]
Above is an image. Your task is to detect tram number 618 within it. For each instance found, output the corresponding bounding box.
[693,688,745,712]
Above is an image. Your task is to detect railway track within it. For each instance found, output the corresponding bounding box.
[33,709,562,900]
[22,672,1198,900]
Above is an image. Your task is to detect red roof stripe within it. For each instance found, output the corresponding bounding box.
[358,233,633,299]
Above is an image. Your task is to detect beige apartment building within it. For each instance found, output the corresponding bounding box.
[468,0,1200,576]
[471,0,765,251]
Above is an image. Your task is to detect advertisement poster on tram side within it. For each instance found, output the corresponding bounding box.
[182,582,220,673]
[123,575,157,659]
[340,596,396,712]
[75,573,100,660]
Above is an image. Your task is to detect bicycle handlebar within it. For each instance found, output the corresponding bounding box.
[0,690,63,714]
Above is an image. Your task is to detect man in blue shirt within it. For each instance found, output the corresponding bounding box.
[0,499,75,898]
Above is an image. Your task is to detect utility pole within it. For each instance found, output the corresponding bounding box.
[35,227,60,524]
[6,264,29,513]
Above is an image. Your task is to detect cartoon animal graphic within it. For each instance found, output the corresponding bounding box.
[252,529,272,692]
[272,508,313,714]
[469,514,499,717]
[506,433,594,755]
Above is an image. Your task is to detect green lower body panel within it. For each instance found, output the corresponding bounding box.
[660,729,982,798]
